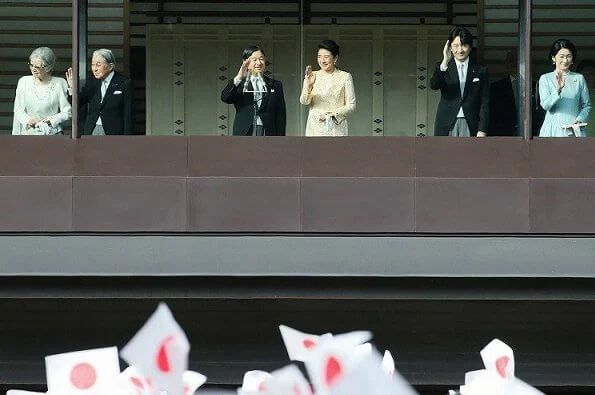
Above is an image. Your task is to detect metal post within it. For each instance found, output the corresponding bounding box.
[518,0,532,139]
[72,0,88,139]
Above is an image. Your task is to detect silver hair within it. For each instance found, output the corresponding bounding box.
[29,47,56,73]
[92,48,116,68]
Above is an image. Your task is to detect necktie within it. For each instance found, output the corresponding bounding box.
[252,77,262,105]
[459,63,466,96]
[101,79,108,101]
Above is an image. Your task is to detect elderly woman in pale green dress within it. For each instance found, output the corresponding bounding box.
[538,39,591,137]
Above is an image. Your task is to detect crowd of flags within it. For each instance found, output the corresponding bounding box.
[7,303,546,395]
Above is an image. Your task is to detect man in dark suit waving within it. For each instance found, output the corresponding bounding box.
[66,48,135,135]
[221,45,286,136]
[430,27,489,137]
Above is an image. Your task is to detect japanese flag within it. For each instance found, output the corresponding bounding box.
[382,350,395,379]
[460,370,544,395]
[480,339,515,379]
[278,325,333,362]
[303,330,372,395]
[183,370,207,395]
[464,369,484,385]
[505,378,545,395]
[119,366,156,395]
[239,370,273,393]
[120,303,190,395]
[352,342,372,361]
[326,349,418,395]
[256,364,313,395]
[45,346,120,395]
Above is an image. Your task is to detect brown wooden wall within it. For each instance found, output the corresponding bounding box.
[1,136,595,234]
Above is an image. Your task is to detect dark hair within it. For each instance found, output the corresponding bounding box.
[448,27,474,47]
[242,45,265,60]
[548,39,577,64]
[317,39,340,58]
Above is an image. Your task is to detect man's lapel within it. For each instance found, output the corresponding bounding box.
[462,61,475,100]
[447,59,462,100]
[259,76,273,110]
[101,73,119,107]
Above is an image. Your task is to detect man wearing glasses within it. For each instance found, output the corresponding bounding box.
[66,48,135,135]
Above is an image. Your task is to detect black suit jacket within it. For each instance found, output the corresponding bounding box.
[220,75,286,136]
[78,72,135,135]
[430,59,490,136]
[489,77,518,136]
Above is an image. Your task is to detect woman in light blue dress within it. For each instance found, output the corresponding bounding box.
[538,39,591,137]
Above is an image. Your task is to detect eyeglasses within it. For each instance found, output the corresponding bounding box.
[91,62,111,68]
[28,63,47,71]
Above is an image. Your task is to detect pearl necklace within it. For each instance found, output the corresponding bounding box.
[33,78,53,101]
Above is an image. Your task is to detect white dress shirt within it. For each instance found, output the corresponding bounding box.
[454,58,469,118]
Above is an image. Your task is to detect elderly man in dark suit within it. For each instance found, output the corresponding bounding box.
[66,48,135,135]
[221,45,286,136]
[430,27,489,137]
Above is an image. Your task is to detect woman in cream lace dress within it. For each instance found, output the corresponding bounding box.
[300,40,356,136]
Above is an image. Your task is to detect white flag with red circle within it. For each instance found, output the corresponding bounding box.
[45,346,121,394]
[253,364,313,395]
[323,349,418,395]
[120,303,190,395]
[382,350,395,379]
[238,370,273,393]
[460,371,544,395]
[278,325,333,362]
[480,339,515,379]
[182,370,207,395]
[119,366,157,395]
[303,330,372,395]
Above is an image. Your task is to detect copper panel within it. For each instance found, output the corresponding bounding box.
[302,137,415,177]
[530,138,595,178]
[415,137,529,178]
[187,177,300,232]
[416,178,530,232]
[531,179,595,233]
[0,176,72,231]
[188,137,302,177]
[301,178,415,232]
[75,136,187,176]
[0,136,74,176]
[73,177,186,231]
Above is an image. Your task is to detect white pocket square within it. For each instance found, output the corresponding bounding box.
[472,77,480,82]
[113,90,123,95]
